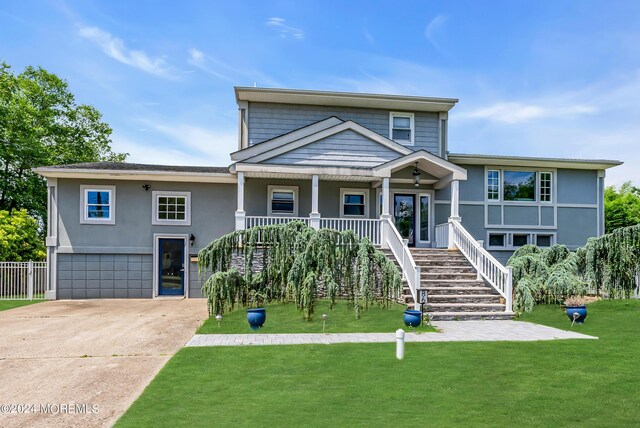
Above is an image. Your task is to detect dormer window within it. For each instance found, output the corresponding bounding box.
[390,112,414,145]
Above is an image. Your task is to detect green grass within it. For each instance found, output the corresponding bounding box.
[198,300,436,334]
[118,300,640,427]
[0,300,43,311]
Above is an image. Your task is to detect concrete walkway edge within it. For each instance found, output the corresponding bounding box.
[186,320,597,347]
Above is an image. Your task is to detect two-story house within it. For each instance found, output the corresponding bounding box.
[35,87,621,315]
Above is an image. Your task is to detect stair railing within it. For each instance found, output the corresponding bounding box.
[449,219,513,312]
[382,217,421,309]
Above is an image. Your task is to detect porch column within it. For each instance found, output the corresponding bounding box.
[448,179,460,249]
[380,177,391,248]
[235,171,246,231]
[309,174,320,229]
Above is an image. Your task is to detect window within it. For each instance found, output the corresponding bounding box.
[536,234,553,247]
[540,172,552,203]
[513,234,529,247]
[268,186,298,216]
[389,112,414,145]
[80,185,115,225]
[340,189,368,218]
[487,170,500,201]
[489,233,506,247]
[503,171,536,202]
[152,191,191,226]
[419,195,430,241]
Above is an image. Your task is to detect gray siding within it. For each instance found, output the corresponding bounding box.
[57,254,153,299]
[557,207,598,247]
[56,179,236,253]
[557,169,598,204]
[263,130,400,167]
[248,102,440,154]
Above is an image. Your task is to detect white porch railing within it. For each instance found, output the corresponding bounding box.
[245,216,311,228]
[435,223,449,248]
[449,219,513,312]
[382,217,420,308]
[320,218,381,245]
[0,261,47,300]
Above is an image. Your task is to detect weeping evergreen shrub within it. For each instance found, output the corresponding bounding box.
[198,222,402,320]
[507,244,586,314]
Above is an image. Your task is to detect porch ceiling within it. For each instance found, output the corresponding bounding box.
[243,171,378,182]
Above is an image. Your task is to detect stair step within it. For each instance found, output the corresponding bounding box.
[428,311,515,321]
[418,266,476,273]
[425,286,500,295]
[422,279,485,286]
[422,273,478,280]
[428,294,502,304]
[426,303,506,313]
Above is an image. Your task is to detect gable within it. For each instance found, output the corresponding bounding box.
[263,129,402,167]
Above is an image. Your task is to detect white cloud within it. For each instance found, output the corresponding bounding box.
[266,17,304,39]
[425,15,448,52]
[186,47,281,86]
[78,26,176,79]
[460,102,597,123]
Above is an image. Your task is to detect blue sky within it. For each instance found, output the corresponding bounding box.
[2,0,639,185]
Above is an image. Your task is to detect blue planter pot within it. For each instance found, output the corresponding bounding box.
[565,305,587,324]
[247,308,267,330]
[403,310,422,327]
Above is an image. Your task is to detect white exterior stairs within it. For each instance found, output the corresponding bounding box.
[383,248,515,321]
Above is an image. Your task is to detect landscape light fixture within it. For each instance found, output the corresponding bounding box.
[412,162,421,187]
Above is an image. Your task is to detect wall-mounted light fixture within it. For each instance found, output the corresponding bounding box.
[189,234,196,247]
[412,162,421,188]
[142,184,151,191]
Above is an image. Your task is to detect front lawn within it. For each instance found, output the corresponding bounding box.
[198,300,435,334]
[118,300,640,427]
[0,300,43,311]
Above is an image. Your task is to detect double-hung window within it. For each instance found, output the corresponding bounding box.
[268,186,298,216]
[389,112,414,145]
[80,185,115,225]
[152,191,191,225]
[341,189,367,217]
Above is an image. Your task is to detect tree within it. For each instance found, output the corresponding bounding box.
[604,181,640,233]
[0,62,127,223]
[0,209,46,261]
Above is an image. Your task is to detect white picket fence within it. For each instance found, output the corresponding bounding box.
[0,261,47,300]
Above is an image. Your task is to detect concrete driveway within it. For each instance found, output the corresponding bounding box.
[0,299,207,428]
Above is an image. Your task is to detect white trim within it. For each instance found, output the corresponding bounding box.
[486,230,557,250]
[267,185,299,216]
[231,117,343,161]
[389,112,415,146]
[417,193,433,244]
[80,185,115,225]
[448,153,622,170]
[35,169,235,183]
[153,234,189,298]
[373,149,467,185]
[152,191,192,226]
[243,120,412,163]
[340,188,369,218]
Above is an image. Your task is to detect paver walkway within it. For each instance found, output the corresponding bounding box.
[186,320,597,347]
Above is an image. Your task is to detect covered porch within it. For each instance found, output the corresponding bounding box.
[230,150,467,248]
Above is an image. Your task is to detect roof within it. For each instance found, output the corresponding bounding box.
[235,87,458,112]
[448,153,623,170]
[34,162,235,183]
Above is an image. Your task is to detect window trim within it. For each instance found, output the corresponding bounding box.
[152,191,192,226]
[487,169,501,201]
[267,185,299,216]
[486,230,557,250]
[389,112,415,146]
[539,171,553,204]
[80,185,116,225]
[340,188,368,218]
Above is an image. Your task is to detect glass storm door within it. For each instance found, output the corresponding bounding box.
[394,194,415,246]
[419,195,430,243]
[158,238,185,296]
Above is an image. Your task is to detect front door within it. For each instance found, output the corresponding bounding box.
[158,238,185,296]
[394,194,415,246]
